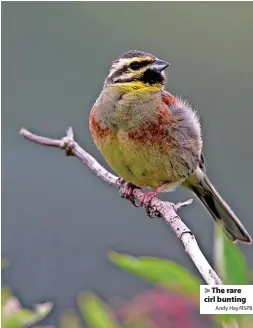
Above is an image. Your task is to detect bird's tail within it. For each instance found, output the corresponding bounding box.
[184,168,252,243]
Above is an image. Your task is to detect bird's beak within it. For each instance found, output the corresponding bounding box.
[149,59,170,72]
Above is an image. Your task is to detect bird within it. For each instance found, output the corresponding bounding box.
[89,49,252,244]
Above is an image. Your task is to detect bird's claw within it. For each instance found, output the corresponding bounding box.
[119,180,139,207]
[119,180,165,215]
[140,191,159,217]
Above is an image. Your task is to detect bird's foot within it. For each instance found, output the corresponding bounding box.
[118,179,139,207]
[140,191,160,217]
[140,183,168,217]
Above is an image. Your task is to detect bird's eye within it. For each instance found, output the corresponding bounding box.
[130,61,141,70]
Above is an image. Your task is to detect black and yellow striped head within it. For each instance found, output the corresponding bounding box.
[105,50,170,86]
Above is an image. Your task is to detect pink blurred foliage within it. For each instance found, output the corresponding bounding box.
[114,288,212,328]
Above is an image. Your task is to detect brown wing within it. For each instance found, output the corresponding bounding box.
[89,105,111,143]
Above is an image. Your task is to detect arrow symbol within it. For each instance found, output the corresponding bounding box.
[205,288,210,293]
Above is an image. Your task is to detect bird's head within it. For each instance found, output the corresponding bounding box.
[105,50,170,89]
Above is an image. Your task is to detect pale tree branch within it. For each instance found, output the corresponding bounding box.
[20,127,223,286]
[21,127,240,327]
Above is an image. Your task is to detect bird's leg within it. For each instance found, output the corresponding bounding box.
[117,178,140,207]
[140,183,168,217]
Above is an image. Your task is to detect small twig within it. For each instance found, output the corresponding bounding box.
[20,127,222,286]
[174,198,193,211]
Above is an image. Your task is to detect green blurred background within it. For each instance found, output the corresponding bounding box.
[2,1,253,326]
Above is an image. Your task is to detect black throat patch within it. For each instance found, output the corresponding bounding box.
[140,69,164,85]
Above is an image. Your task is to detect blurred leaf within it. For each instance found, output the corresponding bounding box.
[214,225,248,285]
[1,287,13,306]
[60,309,82,328]
[1,296,21,328]
[2,301,53,328]
[109,252,201,297]
[78,292,121,328]
[241,315,253,328]
[2,316,23,328]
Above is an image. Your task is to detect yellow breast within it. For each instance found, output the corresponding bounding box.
[96,130,181,189]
